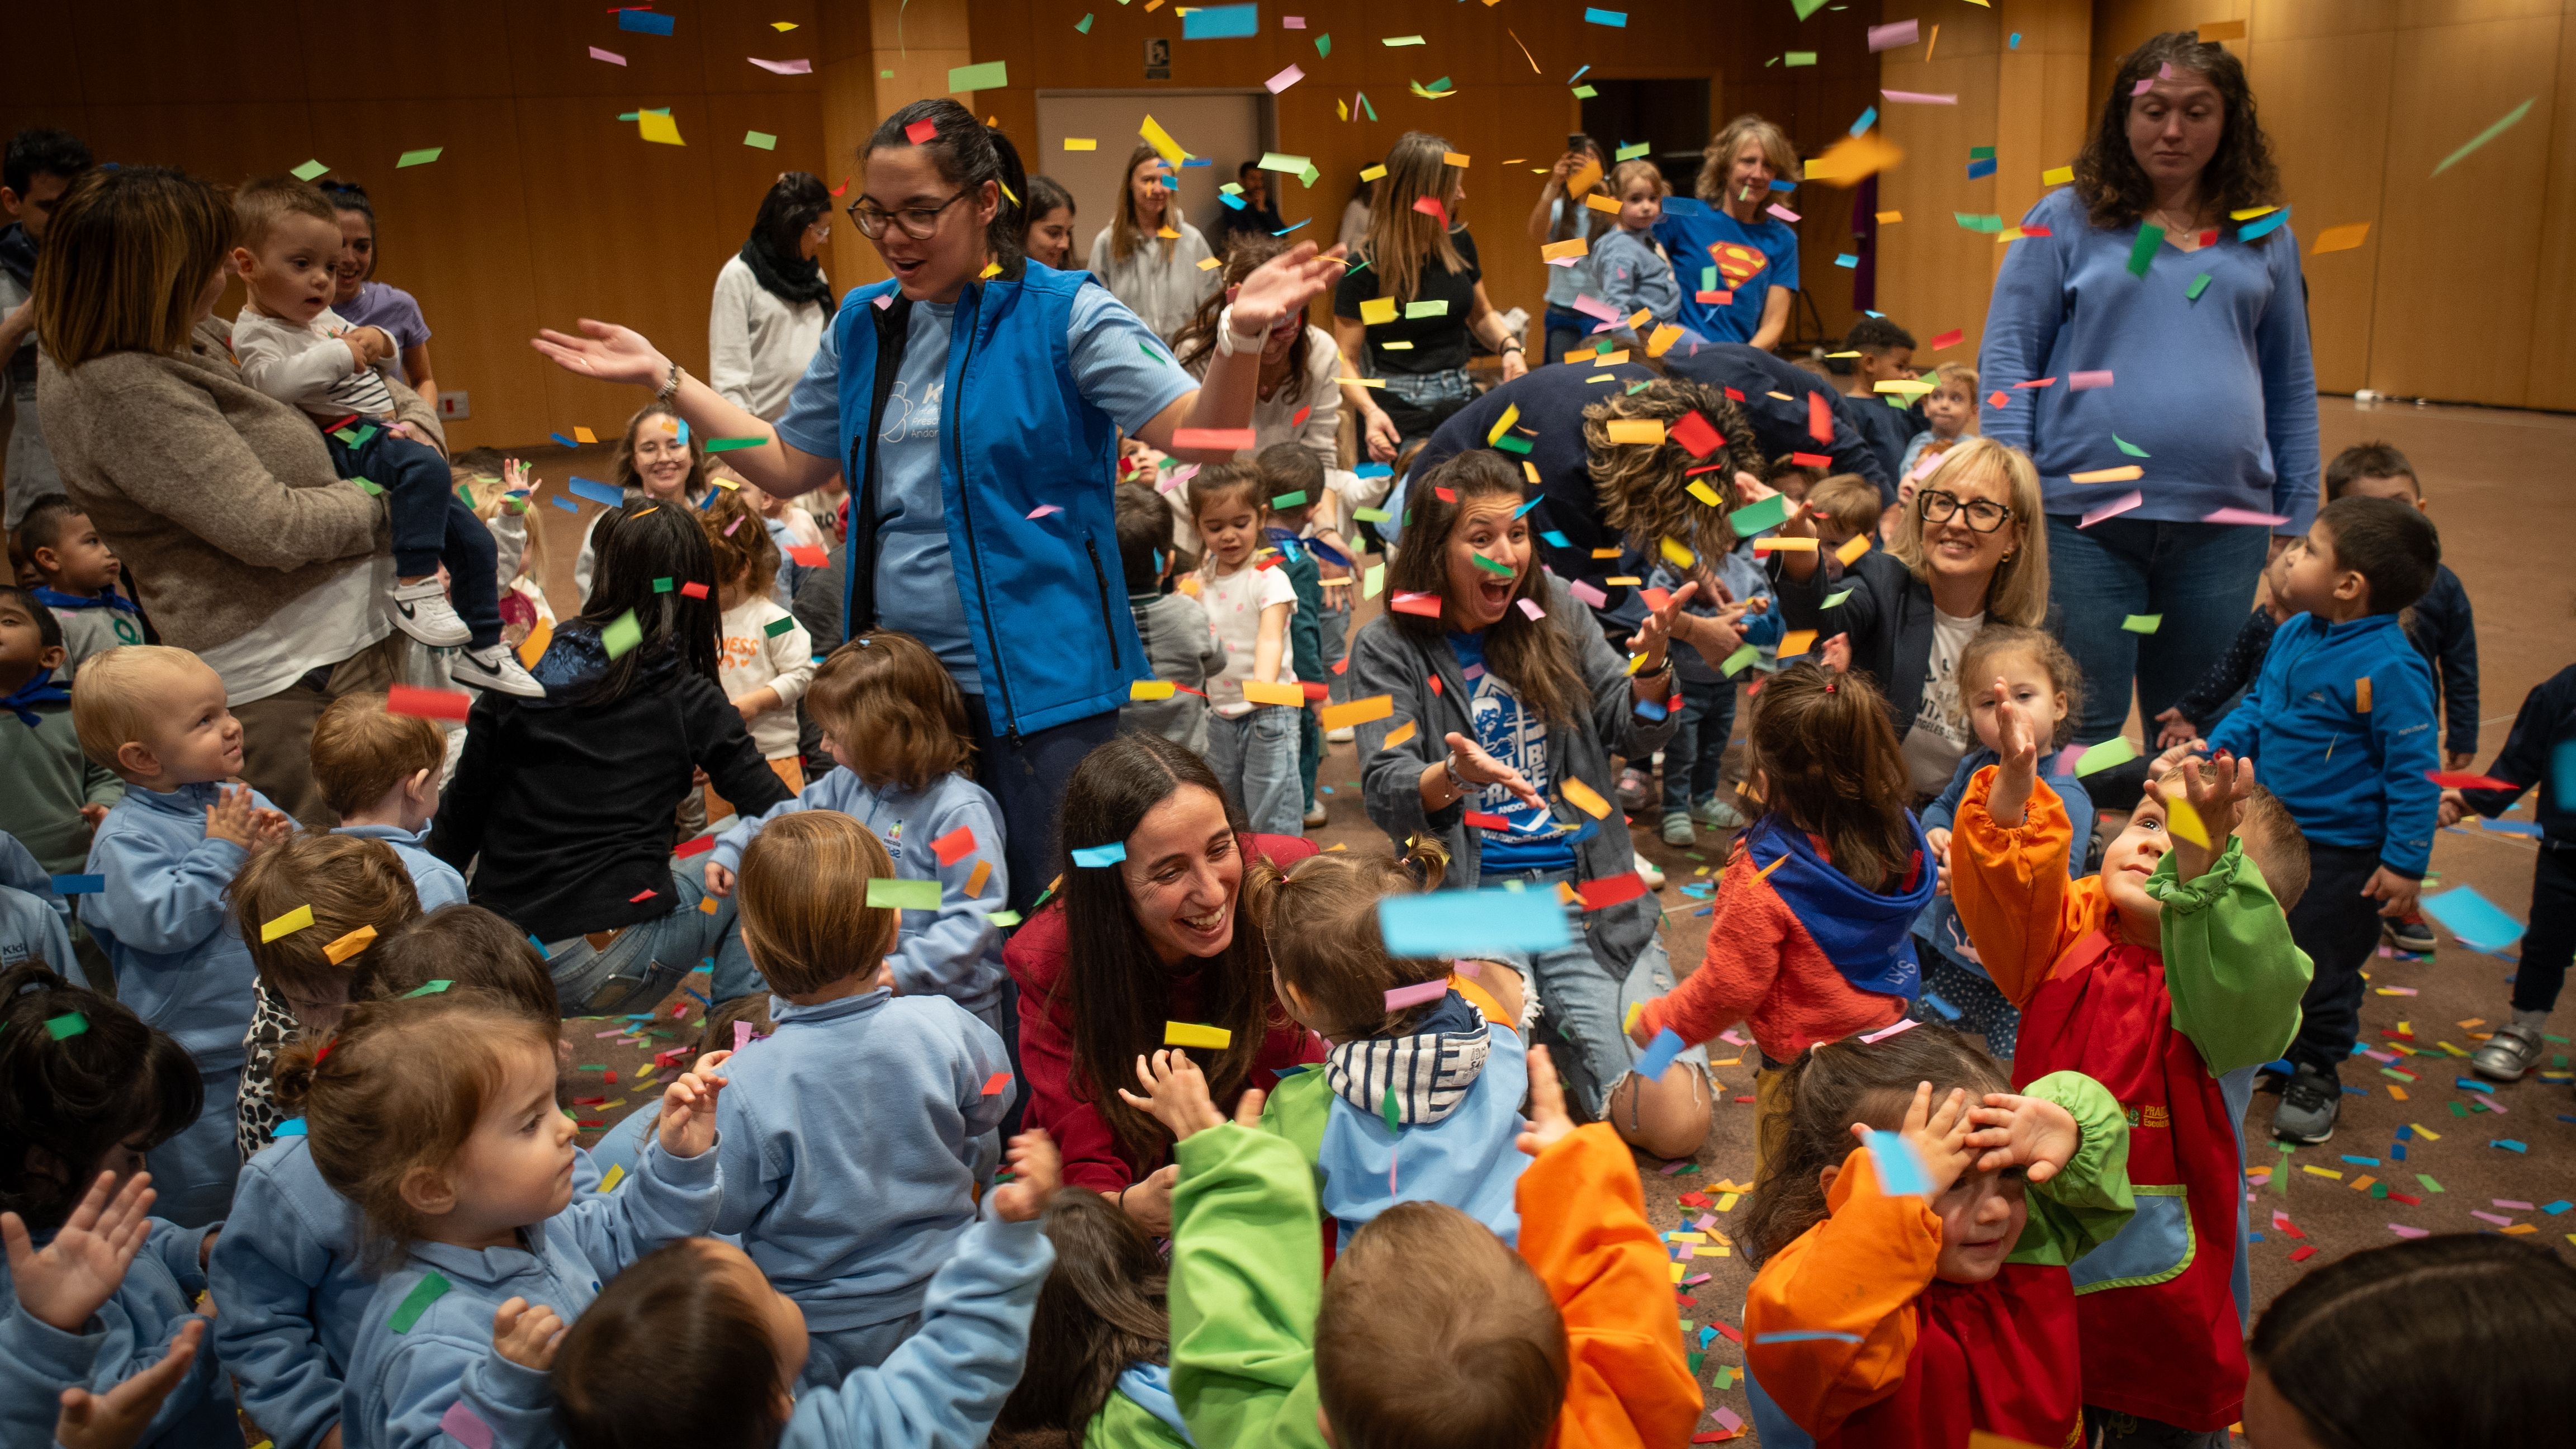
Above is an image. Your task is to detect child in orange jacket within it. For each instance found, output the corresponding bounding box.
[1741,1023,2134,1449]
[1948,679,2313,1443]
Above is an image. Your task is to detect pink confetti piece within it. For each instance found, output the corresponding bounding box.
[2014,376,2058,389]
[1282,15,1305,27]
[1867,19,1919,50]
[2133,77,2154,94]
[1568,578,1609,608]
[1660,1158,1691,1175]
[439,1401,495,1449]
[1683,1272,1713,1286]
[2480,1097,2508,1114]
[748,56,813,74]
[1859,1017,1919,1044]
[2496,1199,2536,1209]
[1767,203,1802,223]
[1719,1028,1750,1048]
[2079,490,2144,528]
[2388,1223,2431,1238]
[1570,292,1625,323]
[1384,979,1450,1010]
[2471,1209,2515,1226]
[733,1019,754,1053]
[1713,1407,1746,1434]
[1517,597,1547,621]
[1027,504,1063,519]
[2068,370,2115,390]
[590,45,627,64]
[593,1028,626,1039]
[1266,63,1304,94]
[2203,506,2292,526]
[1696,1213,1719,1232]
[872,294,894,310]
[1881,89,1958,105]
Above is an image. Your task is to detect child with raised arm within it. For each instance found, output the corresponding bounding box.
[1140,1041,1700,1449]
[1952,676,2314,1446]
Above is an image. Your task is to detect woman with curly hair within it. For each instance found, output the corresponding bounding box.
[1978,29,2318,759]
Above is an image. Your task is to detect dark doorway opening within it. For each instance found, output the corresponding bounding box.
[1579,79,1712,182]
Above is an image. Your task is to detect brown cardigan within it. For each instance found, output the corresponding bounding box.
[37,315,430,655]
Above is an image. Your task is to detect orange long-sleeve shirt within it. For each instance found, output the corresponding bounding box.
[1518,1123,1703,1449]
[1945,771,2120,1009]
[1637,847,1905,1062]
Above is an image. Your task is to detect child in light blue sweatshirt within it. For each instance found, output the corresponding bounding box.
[210,905,608,1449]
[0,963,233,1449]
[0,830,74,972]
[1592,158,1683,328]
[550,1131,1062,1449]
[708,632,1010,1029]
[290,989,728,1449]
[73,643,293,1227]
[312,690,471,910]
[712,809,1015,1386]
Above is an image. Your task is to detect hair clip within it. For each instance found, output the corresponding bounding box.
[1823,681,1837,694]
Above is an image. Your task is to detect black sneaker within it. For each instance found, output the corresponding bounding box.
[2272,1065,2341,1144]
[2384,913,2438,954]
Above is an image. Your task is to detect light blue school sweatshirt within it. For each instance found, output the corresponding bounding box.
[2208,611,2441,876]
[78,780,266,1066]
[334,822,469,911]
[1590,225,1682,325]
[0,1218,230,1449]
[208,1134,605,1449]
[1315,997,1532,1248]
[0,828,73,972]
[778,1211,1055,1449]
[710,768,1010,1016]
[341,1139,719,1449]
[713,988,1011,1340]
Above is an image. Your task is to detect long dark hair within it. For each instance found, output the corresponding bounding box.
[865,98,1026,280]
[992,1192,1171,1443]
[1742,1022,2006,1267]
[749,170,831,258]
[575,500,724,705]
[2075,31,2282,235]
[1052,732,1277,1162]
[1742,662,1916,891]
[1171,234,1315,399]
[2250,1235,2576,1449]
[1385,451,1580,724]
[316,178,377,276]
[0,964,200,1237]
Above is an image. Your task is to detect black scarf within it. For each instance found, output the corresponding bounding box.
[737,236,833,311]
[0,224,36,288]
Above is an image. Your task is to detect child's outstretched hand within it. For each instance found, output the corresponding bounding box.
[203,785,259,849]
[988,1129,1063,1223]
[1985,678,2042,828]
[1965,1092,2082,1185]
[1516,1044,1577,1158]
[2163,749,2253,884]
[1854,1082,1976,1200]
[2437,787,2468,827]
[655,1060,728,1158]
[491,1297,566,1372]
[3,1171,156,1333]
[51,1318,203,1449]
[1116,1049,1226,1141]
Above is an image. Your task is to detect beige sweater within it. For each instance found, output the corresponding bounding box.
[38,315,427,654]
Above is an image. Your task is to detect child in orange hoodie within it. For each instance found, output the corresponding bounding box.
[1741,1022,2134,1449]
[1949,680,2314,1445]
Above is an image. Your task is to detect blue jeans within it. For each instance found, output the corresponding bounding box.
[1660,675,1736,815]
[2045,515,2271,745]
[337,428,503,651]
[1478,867,1708,1122]
[1318,592,1352,703]
[1206,707,1303,835]
[146,1063,241,1228]
[544,856,757,1014]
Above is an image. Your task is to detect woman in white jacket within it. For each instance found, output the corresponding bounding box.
[1087,145,1218,341]
[708,172,835,419]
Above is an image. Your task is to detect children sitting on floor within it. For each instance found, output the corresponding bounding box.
[0,586,121,882]
[12,496,140,673]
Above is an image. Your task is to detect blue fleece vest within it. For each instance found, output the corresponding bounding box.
[830,265,1148,735]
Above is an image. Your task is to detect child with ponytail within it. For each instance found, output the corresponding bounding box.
[1739,1023,2134,1448]
[282,990,729,1449]
[989,1191,1184,1449]
[1627,662,1936,1164]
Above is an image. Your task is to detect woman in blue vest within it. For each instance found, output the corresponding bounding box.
[534,98,1344,911]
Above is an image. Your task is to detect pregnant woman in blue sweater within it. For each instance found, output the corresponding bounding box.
[1977,29,2319,753]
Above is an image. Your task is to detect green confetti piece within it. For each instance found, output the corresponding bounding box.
[1572,84,1597,99]
[1615,142,1651,162]
[1784,51,1817,67]
[2074,736,2140,776]
[1381,1083,1402,1133]
[1726,493,1791,537]
[652,576,675,594]
[402,980,453,997]
[2431,97,2534,176]
[351,476,384,496]
[291,159,330,182]
[1471,553,1515,577]
[866,877,943,911]
[1493,434,1533,454]
[2275,1144,2293,1195]
[1270,491,1309,509]
[2128,223,2165,277]
[388,1271,452,1332]
[703,437,765,453]
[1352,507,1391,524]
[947,60,1008,92]
[600,609,643,660]
[1622,382,1650,396]
[2122,614,2162,634]
[1952,212,2003,233]
[2416,1173,2444,1194]
[1140,343,1165,364]
[2114,435,2150,458]
[1793,0,1829,17]
[1721,644,1761,677]
[1969,146,1996,160]
[1403,300,1449,319]
[744,130,778,150]
[44,1012,87,1040]
[1822,589,1854,609]
[2186,272,2213,301]
[763,615,798,637]
[1315,32,1329,56]
[1075,12,1093,31]
[987,909,1024,928]
[395,148,442,169]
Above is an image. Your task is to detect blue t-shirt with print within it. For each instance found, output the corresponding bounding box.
[1653,197,1799,345]
[1448,632,1580,873]
[774,281,1196,694]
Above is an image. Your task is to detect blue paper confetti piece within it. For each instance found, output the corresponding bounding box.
[2238,205,2292,240]
[1541,530,1571,547]
[1635,1027,1685,1082]
[550,496,579,513]
[549,432,577,448]
[1583,7,1628,26]
[2544,1200,2572,1215]
[2494,1139,2529,1153]
[2422,885,2526,953]
[1071,843,1128,868]
[50,874,105,895]
[1633,695,1669,721]
[274,1117,307,1137]
[1181,2,1258,39]
[1754,1329,1864,1344]
[1218,191,1246,210]
[1849,106,1878,136]
[1863,1129,1933,1195]
[1966,157,1997,179]
[568,476,627,509]
[1379,890,1571,957]
[1921,991,1961,1020]
[1355,462,1393,479]
[1768,178,1797,192]
[2554,739,2576,810]
[617,8,675,34]
[1834,252,1858,268]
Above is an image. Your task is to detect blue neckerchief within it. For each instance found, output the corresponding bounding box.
[2,667,71,727]
[1115,1363,1196,1444]
[1741,813,1935,1001]
[29,585,139,614]
[1261,526,1308,564]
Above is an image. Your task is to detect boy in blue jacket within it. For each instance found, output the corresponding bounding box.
[2187,495,2444,1144]
[72,645,291,1225]
[311,691,469,910]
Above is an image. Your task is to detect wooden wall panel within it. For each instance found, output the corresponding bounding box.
[2528,7,2576,410]
[2243,21,2394,394]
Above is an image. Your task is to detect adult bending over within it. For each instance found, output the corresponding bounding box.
[1654,114,1801,349]
[34,165,415,824]
[1349,450,1711,1157]
[709,170,835,420]
[532,99,1342,910]
[1087,144,1219,340]
[1005,731,1324,1232]
[1979,30,2316,747]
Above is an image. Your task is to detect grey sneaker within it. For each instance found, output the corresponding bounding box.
[1617,768,1653,813]
[1303,795,1328,828]
[2271,1066,2341,1144]
[2470,1020,2548,1082]
[1694,793,1748,830]
[1661,811,1696,846]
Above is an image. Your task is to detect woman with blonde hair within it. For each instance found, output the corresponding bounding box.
[1653,113,1803,348]
[1765,436,2053,798]
[1333,131,1528,460]
[1087,143,1218,340]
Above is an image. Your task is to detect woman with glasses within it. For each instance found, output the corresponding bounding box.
[709,171,835,421]
[1087,144,1219,341]
[533,98,1342,918]
[1769,437,2052,799]
[1980,31,2315,756]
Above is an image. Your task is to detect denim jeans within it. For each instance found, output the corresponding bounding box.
[1659,675,1736,815]
[545,856,758,1014]
[339,428,504,650]
[1206,707,1304,835]
[1479,866,1708,1122]
[1318,592,1352,703]
[2045,515,2271,745]
[145,1064,242,1228]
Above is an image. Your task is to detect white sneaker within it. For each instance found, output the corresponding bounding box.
[391,579,472,646]
[453,644,546,698]
[1303,795,1328,827]
[1632,853,1666,891]
[1325,725,1356,744]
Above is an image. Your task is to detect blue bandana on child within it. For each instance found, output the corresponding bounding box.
[1324,991,1491,1128]
[29,585,139,614]
[2,667,71,727]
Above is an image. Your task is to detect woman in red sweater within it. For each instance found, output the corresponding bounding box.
[1005,731,1323,1232]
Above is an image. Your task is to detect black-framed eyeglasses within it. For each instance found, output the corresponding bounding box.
[1918,487,2014,534]
[846,189,969,240]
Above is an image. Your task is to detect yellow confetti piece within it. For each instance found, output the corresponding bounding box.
[1646,324,1684,358]
[2302,1165,2343,1180]
[1485,402,1522,447]
[1876,210,1903,224]
[1606,419,1665,446]
[1164,1021,1233,1050]
[1562,778,1612,820]
[1359,296,1398,325]
[1360,163,1388,182]
[323,925,378,965]
[2164,795,2210,847]
[1442,151,1470,166]
[1777,628,1817,658]
[1835,533,1873,566]
[980,261,1002,278]
[1139,115,1187,165]
[1687,480,1725,508]
[1384,719,1417,749]
[1130,679,1175,700]
[1063,137,1098,150]
[261,905,316,944]
[1659,536,1696,569]
[1196,255,1222,271]
[1716,1191,1740,1211]
[639,110,685,146]
[2043,165,2073,186]
[965,859,993,898]
[1668,1260,1686,1282]
[2069,465,2145,484]
[2412,1123,2440,1140]
[1623,1001,1644,1032]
